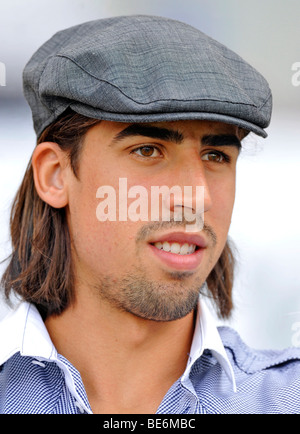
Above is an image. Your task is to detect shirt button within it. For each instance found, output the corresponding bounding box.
[75,401,85,414]
[31,360,46,368]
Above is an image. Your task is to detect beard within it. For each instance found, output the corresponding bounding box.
[89,219,216,322]
[92,267,205,322]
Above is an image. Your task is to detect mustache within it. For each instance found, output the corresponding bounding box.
[136,217,217,246]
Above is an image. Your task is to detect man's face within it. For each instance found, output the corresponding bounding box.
[66,120,242,321]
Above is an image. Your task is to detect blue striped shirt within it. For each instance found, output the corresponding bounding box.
[1,301,300,414]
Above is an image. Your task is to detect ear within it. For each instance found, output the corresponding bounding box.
[32,142,70,208]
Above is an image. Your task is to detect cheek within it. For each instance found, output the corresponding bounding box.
[67,177,142,277]
[69,208,136,278]
[207,176,236,236]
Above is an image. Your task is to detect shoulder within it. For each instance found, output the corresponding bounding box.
[0,352,64,414]
[218,326,300,373]
[217,326,300,413]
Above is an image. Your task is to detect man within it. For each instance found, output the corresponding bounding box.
[1,15,300,414]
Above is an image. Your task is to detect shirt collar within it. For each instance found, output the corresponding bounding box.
[181,298,237,393]
[0,301,56,365]
[0,302,92,414]
[0,299,236,393]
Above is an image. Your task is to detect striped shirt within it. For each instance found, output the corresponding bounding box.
[1,300,300,414]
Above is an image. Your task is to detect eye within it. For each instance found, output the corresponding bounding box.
[201,151,230,163]
[132,145,162,158]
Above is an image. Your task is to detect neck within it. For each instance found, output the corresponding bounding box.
[45,289,196,414]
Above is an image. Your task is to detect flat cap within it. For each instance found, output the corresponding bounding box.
[23,15,272,138]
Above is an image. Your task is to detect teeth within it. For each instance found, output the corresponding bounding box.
[180,243,189,255]
[170,243,181,254]
[154,241,196,255]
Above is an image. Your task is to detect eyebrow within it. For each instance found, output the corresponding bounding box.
[111,123,241,149]
[202,134,242,150]
[111,124,184,145]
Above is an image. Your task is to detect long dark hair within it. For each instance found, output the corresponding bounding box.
[1,109,235,319]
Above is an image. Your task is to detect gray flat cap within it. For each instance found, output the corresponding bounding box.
[23,15,272,138]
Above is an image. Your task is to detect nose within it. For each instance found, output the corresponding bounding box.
[166,151,213,224]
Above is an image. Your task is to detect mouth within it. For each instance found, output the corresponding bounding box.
[151,241,199,255]
[147,232,207,271]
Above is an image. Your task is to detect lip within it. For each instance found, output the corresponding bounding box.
[148,231,207,271]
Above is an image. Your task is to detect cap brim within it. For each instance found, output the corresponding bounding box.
[69,103,268,138]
